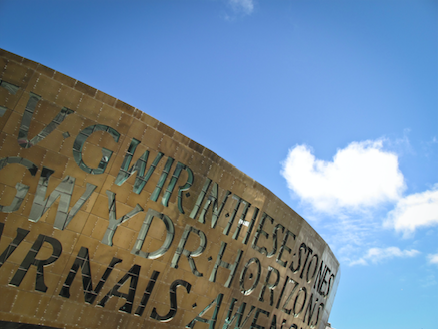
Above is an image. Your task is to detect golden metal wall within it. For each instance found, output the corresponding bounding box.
[0,49,339,329]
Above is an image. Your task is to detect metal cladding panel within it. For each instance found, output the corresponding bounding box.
[0,49,339,329]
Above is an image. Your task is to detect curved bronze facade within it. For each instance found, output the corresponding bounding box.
[0,49,339,329]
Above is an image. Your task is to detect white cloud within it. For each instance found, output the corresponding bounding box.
[384,186,438,237]
[349,258,368,266]
[281,139,405,214]
[228,0,254,15]
[428,253,438,265]
[350,247,420,266]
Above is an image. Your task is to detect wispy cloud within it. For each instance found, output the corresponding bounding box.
[280,139,405,214]
[349,247,420,266]
[384,186,438,237]
[223,0,254,20]
[428,253,438,265]
[420,274,437,288]
[228,0,254,15]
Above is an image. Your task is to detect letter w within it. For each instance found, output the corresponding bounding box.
[29,167,97,230]
[223,298,256,329]
[115,138,164,194]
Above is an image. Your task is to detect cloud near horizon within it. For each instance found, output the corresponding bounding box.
[384,186,438,237]
[281,139,405,214]
[350,247,420,266]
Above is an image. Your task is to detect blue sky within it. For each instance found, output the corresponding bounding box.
[1,0,437,328]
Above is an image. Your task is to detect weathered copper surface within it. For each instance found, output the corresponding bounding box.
[0,49,339,329]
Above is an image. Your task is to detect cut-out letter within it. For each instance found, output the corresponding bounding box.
[132,209,175,259]
[29,167,97,230]
[10,234,62,292]
[17,92,73,148]
[73,124,120,174]
[101,190,143,246]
